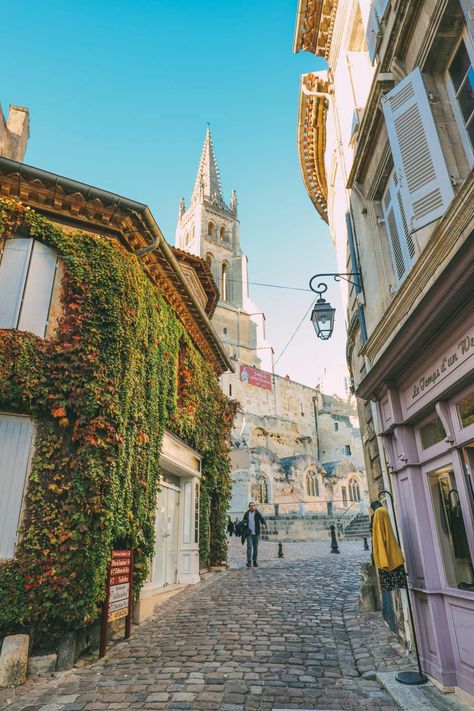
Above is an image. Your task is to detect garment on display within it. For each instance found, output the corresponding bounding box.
[371,502,405,590]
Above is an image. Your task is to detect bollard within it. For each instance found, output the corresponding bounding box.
[363,537,370,551]
[277,542,284,558]
[330,525,340,553]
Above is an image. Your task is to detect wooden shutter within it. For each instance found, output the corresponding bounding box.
[0,414,34,559]
[0,238,33,329]
[375,0,390,19]
[382,68,454,231]
[459,1,474,45]
[18,241,57,337]
[366,4,380,63]
[382,171,416,283]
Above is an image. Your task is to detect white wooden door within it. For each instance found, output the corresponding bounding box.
[165,488,179,585]
[0,414,34,559]
[152,485,180,587]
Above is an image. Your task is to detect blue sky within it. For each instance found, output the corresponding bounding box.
[1,0,349,395]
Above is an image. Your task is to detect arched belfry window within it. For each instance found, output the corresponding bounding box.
[205,253,213,269]
[208,221,214,237]
[221,263,228,301]
[220,225,226,241]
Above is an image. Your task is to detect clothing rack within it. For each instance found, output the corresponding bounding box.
[378,490,428,686]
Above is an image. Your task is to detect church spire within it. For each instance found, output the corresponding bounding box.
[191,127,225,207]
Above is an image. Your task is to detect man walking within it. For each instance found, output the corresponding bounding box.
[241,501,266,567]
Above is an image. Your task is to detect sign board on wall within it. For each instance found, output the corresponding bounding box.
[239,365,272,391]
[100,549,133,657]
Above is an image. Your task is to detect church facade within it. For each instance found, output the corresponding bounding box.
[176,130,369,539]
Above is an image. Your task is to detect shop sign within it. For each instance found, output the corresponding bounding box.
[100,549,133,657]
[409,329,474,403]
[239,365,272,390]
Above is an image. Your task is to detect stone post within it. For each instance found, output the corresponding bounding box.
[0,635,29,687]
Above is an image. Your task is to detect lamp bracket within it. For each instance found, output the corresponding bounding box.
[309,272,362,291]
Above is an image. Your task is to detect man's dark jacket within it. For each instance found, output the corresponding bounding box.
[240,509,266,543]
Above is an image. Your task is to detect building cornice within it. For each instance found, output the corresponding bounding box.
[357,172,474,400]
[0,157,232,375]
[294,0,338,59]
[297,73,329,223]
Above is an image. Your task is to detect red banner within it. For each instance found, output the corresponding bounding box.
[239,365,272,391]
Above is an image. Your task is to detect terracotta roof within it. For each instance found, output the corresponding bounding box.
[171,247,219,318]
[293,0,338,58]
[297,73,329,223]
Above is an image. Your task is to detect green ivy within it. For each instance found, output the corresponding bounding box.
[0,199,236,644]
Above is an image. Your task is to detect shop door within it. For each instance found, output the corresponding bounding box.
[153,485,180,587]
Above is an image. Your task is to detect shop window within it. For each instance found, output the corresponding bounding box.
[428,467,474,590]
[0,414,34,559]
[194,482,200,544]
[457,392,474,428]
[0,238,58,337]
[420,413,446,449]
[446,33,474,163]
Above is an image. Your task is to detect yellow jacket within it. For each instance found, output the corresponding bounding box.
[372,506,405,571]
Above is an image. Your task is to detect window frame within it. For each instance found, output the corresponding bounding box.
[445,29,474,167]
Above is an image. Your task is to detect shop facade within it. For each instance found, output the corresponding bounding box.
[358,239,474,699]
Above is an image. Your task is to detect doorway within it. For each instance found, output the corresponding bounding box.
[153,483,180,587]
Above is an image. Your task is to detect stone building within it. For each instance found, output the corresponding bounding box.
[294,0,474,701]
[0,112,234,662]
[176,130,369,540]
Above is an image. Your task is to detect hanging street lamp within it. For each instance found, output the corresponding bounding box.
[309,273,362,341]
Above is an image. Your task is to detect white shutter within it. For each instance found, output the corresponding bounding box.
[382,171,416,283]
[366,4,380,63]
[459,1,474,44]
[382,68,454,231]
[18,241,57,337]
[0,238,33,329]
[375,0,390,19]
[0,414,34,559]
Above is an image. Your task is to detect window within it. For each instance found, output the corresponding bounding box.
[428,466,474,589]
[221,263,228,301]
[0,238,58,337]
[447,34,474,162]
[342,486,348,507]
[257,477,269,504]
[223,327,228,335]
[420,413,446,449]
[185,232,190,245]
[207,221,214,237]
[194,482,200,544]
[306,472,319,497]
[220,226,226,241]
[344,444,351,456]
[381,170,416,283]
[0,414,34,559]
[229,384,232,396]
[457,392,474,428]
[335,422,339,431]
[382,68,454,232]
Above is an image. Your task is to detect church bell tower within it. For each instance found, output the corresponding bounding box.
[176,129,273,371]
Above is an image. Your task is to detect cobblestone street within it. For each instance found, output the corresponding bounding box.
[4,540,413,711]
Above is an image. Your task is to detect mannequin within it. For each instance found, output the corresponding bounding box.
[371,500,406,591]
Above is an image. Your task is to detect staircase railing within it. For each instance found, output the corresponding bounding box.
[337,501,360,535]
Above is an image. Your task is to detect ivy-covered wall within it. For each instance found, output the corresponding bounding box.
[0,199,236,644]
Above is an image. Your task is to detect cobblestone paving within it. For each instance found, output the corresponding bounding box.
[3,540,412,711]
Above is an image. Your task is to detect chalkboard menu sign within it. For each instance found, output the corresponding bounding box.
[100,549,133,657]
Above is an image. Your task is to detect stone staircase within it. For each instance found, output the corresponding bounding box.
[343,513,371,539]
